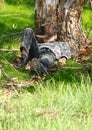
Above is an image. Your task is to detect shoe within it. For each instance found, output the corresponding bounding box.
[30,58,41,75]
[18,59,28,67]
[13,49,28,67]
[13,56,28,68]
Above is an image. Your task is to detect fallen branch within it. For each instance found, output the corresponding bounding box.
[35,109,60,120]
[5,79,35,89]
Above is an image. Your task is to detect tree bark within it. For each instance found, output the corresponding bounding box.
[89,0,92,10]
[35,0,92,57]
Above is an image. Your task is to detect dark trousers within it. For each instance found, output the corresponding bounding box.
[20,28,55,74]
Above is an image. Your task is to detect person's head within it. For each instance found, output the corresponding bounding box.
[36,22,58,42]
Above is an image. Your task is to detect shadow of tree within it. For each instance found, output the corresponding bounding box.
[83,3,91,10]
[45,67,92,85]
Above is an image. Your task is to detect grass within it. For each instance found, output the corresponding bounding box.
[0,1,34,49]
[0,76,92,130]
[82,4,92,39]
[0,1,92,130]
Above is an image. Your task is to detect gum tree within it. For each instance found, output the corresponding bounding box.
[35,0,92,57]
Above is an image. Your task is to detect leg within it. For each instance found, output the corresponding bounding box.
[20,28,39,60]
[30,50,55,75]
[19,28,39,67]
[39,50,55,74]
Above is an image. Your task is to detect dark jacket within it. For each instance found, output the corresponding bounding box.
[38,41,71,59]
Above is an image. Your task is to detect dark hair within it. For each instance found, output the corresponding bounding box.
[36,22,57,39]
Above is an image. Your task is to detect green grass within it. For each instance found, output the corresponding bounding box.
[0,1,92,130]
[0,76,92,130]
[82,4,92,39]
[0,1,35,49]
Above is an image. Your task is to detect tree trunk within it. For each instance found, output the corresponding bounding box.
[89,0,92,10]
[35,0,92,57]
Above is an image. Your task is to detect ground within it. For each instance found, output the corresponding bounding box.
[0,1,92,130]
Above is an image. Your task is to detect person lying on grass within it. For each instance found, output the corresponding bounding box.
[16,22,71,76]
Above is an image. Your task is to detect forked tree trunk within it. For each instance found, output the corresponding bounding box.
[35,0,92,57]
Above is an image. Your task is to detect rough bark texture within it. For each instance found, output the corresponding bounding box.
[35,0,92,57]
[89,0,92,10]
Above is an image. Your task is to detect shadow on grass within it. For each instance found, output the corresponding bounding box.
[45,67,92,85]
[5,0,35,7]
[1,51,92,94]
[83,3,91,10]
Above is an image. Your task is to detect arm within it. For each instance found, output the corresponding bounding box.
[60,42,71,59]
[59,56,67,65]
[59,42,71,65]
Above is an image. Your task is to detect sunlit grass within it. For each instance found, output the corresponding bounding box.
[0,2,34,49]
[82,4,92,39]
[0,76,92,130]
[0,2,92,130]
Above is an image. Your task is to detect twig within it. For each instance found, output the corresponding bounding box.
[0,49,19,52]
[2,69,13,81]
[0,53,19,72]
[35,109,60,120]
